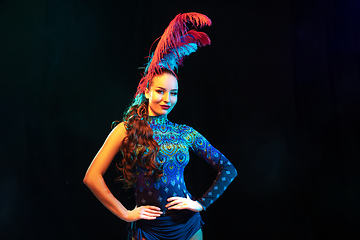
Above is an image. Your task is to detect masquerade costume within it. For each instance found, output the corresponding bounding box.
[131,115,237,240]
[127,13,237,239]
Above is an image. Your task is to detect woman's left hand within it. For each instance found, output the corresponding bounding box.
[165,195,204,212]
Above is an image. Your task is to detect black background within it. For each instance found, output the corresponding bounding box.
[1,0,359,239]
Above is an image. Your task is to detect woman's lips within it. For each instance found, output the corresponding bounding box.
[161,105,170,110]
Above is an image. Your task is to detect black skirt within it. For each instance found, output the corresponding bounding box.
[131,210,204,240]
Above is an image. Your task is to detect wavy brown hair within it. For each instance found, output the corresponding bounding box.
[113,70,176,189]
[112,95,162,189]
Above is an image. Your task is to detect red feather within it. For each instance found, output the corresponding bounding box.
[149,13,211,74]
[135,12,211,96]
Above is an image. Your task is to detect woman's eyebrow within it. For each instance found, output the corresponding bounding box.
[155,87,178,91]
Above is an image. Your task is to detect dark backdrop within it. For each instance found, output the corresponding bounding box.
[1,0,359,239]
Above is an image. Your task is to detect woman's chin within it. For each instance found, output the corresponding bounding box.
[149,106,174,116]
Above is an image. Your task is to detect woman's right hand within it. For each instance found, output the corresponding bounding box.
[124,206,163,222]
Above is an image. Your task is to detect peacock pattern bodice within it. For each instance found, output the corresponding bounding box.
[134,115,237,212]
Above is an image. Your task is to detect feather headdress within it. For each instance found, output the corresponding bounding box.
[135,12,212,97]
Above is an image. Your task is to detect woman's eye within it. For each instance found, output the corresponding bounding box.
[156,90,164,94]
[171,92,178,96]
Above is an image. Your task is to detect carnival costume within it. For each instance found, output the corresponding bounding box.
[131,115,237,240]
[125,12,237,240]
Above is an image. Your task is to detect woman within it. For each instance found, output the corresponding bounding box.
[84,13,237,240]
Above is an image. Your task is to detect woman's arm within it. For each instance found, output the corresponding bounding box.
[166,127,237,212]
[83,122,162,222]
[187,127,238,210]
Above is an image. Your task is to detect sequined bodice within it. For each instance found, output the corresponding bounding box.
[134,115,237,212]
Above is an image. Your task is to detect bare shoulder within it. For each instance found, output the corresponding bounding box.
[109,122,127,140]
[112,121,126,132]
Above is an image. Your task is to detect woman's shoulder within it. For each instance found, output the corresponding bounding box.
[111,121,127,135]
[172,122,204,138]
[169,121,194,133]
[111,120,122,129]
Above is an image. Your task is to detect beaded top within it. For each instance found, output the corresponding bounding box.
[148,114,168,125]
[134,115,237,212]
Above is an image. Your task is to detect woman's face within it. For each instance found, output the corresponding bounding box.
[145,72,178,116]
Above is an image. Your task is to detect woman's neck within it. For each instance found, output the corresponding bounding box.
[148,114,168,124]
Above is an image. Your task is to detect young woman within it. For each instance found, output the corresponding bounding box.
[83,13,237,240]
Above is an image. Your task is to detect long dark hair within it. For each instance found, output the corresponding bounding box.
[114,70,176,189]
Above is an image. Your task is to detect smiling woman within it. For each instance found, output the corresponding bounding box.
[145,70,178,116]
[83,12,237,240]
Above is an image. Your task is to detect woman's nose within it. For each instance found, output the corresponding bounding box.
[162,92,170,103]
